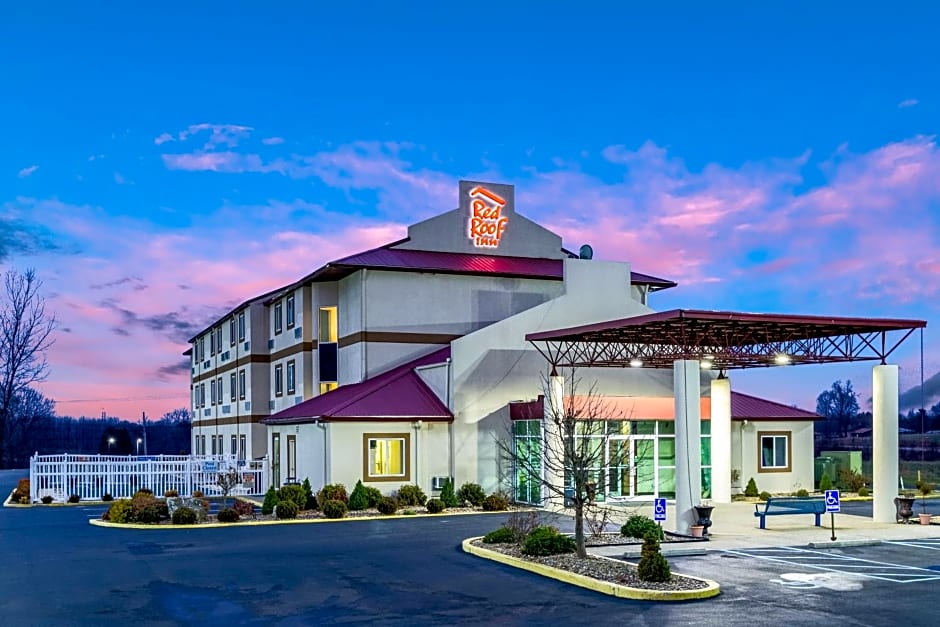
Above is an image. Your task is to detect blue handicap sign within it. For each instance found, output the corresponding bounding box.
[654,497,667,521]
[825,489,840,513]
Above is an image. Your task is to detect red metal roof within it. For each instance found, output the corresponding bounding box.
[730,391,820,421]
[263,347,452,425]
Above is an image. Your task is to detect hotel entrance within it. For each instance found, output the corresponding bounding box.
[606,436,656,499]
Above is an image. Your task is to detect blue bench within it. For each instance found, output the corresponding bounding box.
[754,496,827,529]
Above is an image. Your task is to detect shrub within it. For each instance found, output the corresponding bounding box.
[132,496,168,524]
[377,497,398,515]
[217,507,240,523]
[744,477,759,498]
[637,531,671,582]
[172,506,198,525]
[322,499,348,519]
[164,489,179,498]
[396,485,427,507]
[348,480,370,511]
[193,490,205,498]
[68,494,80,504]
[232,499,255,517]
[41,495,53,504]
[482,527,516,544]
[440,478,459,508]
[482,493,509,511]
[132,488,154,499]
[317,483,348,506]
[101,493,114,502]
[796,488,809,497]
[839,468,867,493]
[278,484,307,511]
[276,500,298,519]
[301,478,317,510]
[759,491,772,502]
[819,473,832,492]
[521,526,576,556]
[858,486,870,497]
[506,511,540,542]
[426,498,445,513]
[261,486,279,515]
[621,514,661,540]
[457,482,486,507]
[364,486,383,508]
[107,499,135,524]
[11,478,29,502]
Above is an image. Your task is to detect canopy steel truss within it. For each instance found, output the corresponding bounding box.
[526,309,926,370]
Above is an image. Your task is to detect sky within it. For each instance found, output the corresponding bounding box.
[2,2,939,420]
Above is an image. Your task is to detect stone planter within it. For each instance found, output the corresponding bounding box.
[895,496,916,523]
[694,505,715,536]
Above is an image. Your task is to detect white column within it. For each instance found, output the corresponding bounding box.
[872,364,899,523]
[544,373,566,509]
[711,376,732,504]
[674,360,702,534]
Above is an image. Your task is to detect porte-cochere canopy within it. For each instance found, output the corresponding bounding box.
[526,309,926,370]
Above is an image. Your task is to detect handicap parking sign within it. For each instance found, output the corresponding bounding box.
[654,497,667,521]
[825,489,840,513]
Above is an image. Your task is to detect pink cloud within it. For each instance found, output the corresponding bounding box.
[18,165,39,178]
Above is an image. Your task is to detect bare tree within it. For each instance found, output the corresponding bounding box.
[0,269,56,468]
[499,369,633,558]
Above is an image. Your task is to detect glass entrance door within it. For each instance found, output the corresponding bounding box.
[607,436,657,498]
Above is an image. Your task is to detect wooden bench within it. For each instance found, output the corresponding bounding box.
[754,496,826,529]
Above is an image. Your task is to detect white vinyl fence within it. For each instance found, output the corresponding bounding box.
[28,453,268,503]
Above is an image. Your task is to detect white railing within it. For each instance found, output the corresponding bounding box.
[28,453,268,503]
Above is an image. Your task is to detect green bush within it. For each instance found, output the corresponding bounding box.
[858,486,870,497]
[637,531,671,582]
[68,494,80,503]
[193,490,205,498]
[132,489,154,499]
[426,498,445,514]
[364,486,383,508]
[318,483,349,506]
[744,477,759,498]
[348,480,370,511]
[839,468,867,493]
[322,499,348,519]
[302,478,317,510]
[819,473,832,492]
[171,506,198,525]
[276,500,298,520]
[482,527,516,544]
[106,499,135,523]
[101,493,113,502]
[377,497,398,515]
[521,526,576,556]
[482,493,509,511]
[759,491,772,502]
[164,489,179,498]
[261,486,278,515]
[278,484,308,511]
[41,496,53,504]
[396,485,427,507]
[217,507,239,523]
[796,488,809,497]
[440,478,459,508]
[132,496,168,524]
[621,514,661,540]
[457,483,486,507]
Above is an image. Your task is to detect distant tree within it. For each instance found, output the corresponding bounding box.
[0,269,56,468]
[4,387,55,467]
[159,408,191,425]
[98,426,133,455]
[816,380,859,437]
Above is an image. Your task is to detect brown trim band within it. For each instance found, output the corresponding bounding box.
[192,414,269,427]
[338,331,460,348]
[192,342,316,384]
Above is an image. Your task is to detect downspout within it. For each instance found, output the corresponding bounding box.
[361,269,367,381]
[316,420,329,485]
[446,357,455,482]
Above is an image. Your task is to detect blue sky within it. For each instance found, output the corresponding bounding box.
[2,2,939,418]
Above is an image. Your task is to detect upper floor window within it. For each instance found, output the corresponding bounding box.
[238,311,246,342]
[286,360,296,395]
[286,294,296,329]
[215,327,223,352]
[318,306,337,343]
[230,372,237,402]
[274,301,283,335]
[209,331,216,356]
[229,318,236,346]
[210,379,216,405]
[200,337,206,361]
[274,363,284,396]
[239,369,246,400]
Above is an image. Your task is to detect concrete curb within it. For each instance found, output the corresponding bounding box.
[462,537,720,602]
[807,539,883,549]
[619,546,711,558]
[89,509,512,530]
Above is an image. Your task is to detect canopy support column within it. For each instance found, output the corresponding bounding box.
[674,360,702,534]
[872,364,899,523]
[711,375,732,504]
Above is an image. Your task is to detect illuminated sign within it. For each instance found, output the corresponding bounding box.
[467,186,508,248]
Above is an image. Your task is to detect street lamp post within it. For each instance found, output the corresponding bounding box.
[108,437,116,453]
[136,438,142,456]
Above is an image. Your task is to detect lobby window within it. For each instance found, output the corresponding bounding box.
[238,311,246,342]
[287,360,296,395]
[320,382,338,394]
[363,433,410,481]
[274,364,283,396]
[230,372,236,402]
[274,301,283,335]
[758,431,791,473]
[238,369,246,400]
[286,294,295,329]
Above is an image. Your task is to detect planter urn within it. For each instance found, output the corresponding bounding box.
[920,512,933,525]
[894,496,916,523]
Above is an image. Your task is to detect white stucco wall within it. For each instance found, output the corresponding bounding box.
[738,419,815,494]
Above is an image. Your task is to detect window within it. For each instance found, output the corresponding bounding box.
[211,435,218,455]
[318,306,337,343]
[758,431,791,473]
[286,294,295,329]
[217,377,223,404]
[231,435,237,456]
[238,369,246,400]
[363,433,410,481]
[210,331,215,356]
[199,383,205,407]
[274,364,283,396]
[274,301,283,335]
[239,434,247,461]
[320,382,338,394]
[287,435,297,481]
[230,372,237,402]
[272,433,281,487]
[200,337,205,360]
[215,327,222,353]
[238,311,246,342]
[210,379,216,405]
[287,360,296,395]
[193,388,199,410]
[229,318,236,346]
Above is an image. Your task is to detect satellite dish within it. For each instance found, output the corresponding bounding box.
[579,244,594,260]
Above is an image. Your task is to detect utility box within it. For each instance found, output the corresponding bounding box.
[820,450,863,474]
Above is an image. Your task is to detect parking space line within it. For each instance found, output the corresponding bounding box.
[723,546,940,584]
[884,539,940,551]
